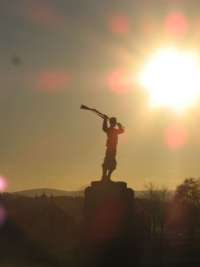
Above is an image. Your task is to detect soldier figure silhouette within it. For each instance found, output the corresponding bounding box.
[102,115,125,182]
[80,105,125,182]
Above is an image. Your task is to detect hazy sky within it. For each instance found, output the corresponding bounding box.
[1,0,200,191]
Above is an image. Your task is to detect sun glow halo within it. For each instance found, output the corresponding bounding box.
[139,48,200,111]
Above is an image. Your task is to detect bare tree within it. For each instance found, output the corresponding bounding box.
[143,183,169,238]
[174,178,200,238]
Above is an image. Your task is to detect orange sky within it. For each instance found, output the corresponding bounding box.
[1,0,200,191]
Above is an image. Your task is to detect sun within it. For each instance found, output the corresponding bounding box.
[139,48,200,112]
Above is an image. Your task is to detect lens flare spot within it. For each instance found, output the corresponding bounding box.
[0,176,8,192]
[109,15,130,35]
[108,69,133,94]
[165,124,188,150]
[89,199,125,242]
[165,12,188,38]
[37,71,71,93]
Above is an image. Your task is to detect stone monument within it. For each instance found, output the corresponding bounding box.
[84,181,135,267]
[81,105,138,266]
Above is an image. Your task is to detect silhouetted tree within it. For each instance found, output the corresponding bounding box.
[175,178,200,205]
[143,183,168,238]
[174,178,200,238]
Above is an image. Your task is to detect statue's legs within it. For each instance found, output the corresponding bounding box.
[102,164,108,181]
[102,150,117,182]
[107,168,114,180]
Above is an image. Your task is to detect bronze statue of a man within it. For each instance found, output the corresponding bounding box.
[102,115,125,182]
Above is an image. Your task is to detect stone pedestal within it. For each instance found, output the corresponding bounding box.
[84,181,137,267]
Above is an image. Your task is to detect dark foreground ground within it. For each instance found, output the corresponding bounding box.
[1,194,200,267]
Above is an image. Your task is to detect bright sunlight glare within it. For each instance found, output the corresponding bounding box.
[139,48,200,112]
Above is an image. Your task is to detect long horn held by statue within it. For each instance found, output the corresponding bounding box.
[80,104,110,120]
[80,104,91,110]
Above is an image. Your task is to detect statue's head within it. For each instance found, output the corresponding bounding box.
[109,117,117,127]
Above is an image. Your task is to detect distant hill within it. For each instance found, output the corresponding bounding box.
[12,188,174,199]
[14,188,84,197]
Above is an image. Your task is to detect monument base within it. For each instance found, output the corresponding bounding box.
[84,180,138,267]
